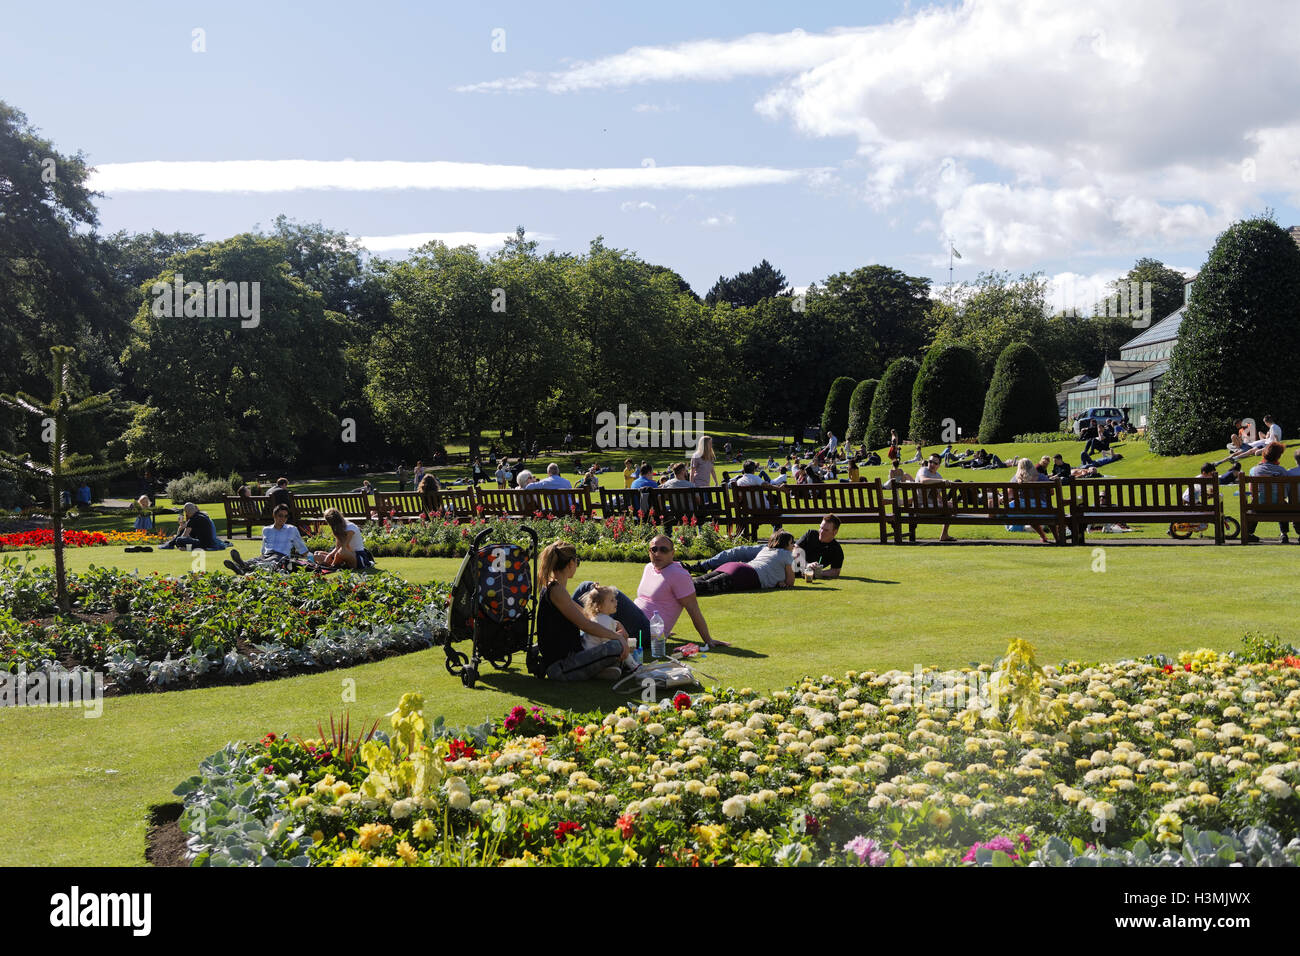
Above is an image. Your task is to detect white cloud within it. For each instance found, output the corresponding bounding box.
[456,27,871,93]
[700,214,736,228]
[619,200,657,212]
[462,1,1300,266]
[633,103,680,113]
[357,231,556,252]
[88,160,810,193]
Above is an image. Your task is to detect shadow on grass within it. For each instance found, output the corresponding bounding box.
[824,575,900,585]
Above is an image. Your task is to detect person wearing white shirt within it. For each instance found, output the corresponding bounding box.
[261,504,311,558]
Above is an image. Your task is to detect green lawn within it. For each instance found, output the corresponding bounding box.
[2,542,1297,865]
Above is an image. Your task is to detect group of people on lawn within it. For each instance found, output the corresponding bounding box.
[535,512,846,681]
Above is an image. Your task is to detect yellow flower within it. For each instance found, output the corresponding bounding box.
[357,823,393,851]
[396,840,418,864]
[332,849,367,867]
[694,823,726,847]
[411,818,436,841]
[927,808,952,829]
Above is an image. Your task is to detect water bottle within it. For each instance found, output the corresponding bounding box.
[630,632,644,669]
[650,612,666,658]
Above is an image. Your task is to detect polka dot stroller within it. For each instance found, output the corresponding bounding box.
[443,526,539,688]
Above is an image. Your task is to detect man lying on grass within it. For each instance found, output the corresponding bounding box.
[684,514,845,581]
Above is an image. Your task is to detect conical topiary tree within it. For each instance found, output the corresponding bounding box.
[866,357,921,449]
[0,346,132,611]
[909,344,984,444]
[1149,217,1300,455]
[977,343,1059,444]
[820,376,856,443]
[845,378,878,446]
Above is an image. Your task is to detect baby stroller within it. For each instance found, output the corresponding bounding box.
[443,526,539,688]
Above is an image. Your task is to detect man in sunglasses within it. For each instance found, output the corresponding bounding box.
[573,535,727,650]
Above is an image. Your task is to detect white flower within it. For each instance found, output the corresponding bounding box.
[646,723,666,737]
[470,799,493,816]
[391,798,414,819]
[448,791,471,810]
[722,796,747,818]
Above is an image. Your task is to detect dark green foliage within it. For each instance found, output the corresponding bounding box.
[705,259,789,307]
[909,345,984,444]
[1149,218,1300,455]
[866,358,920,449]
[820,376,856,441]
[845,379,878,445]
[978,344,1059,443]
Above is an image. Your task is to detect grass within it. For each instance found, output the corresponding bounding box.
[2,542,1297,865]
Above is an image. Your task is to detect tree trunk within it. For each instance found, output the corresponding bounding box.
[51,481,69,613]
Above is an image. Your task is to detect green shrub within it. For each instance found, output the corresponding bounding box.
[164,470,237,504]
[1149,217,1300,455]
[909,344,984,444]
[820,376,857,442]
[866,358,920,449]
[978,344,1058,444]
[845,379,878,446]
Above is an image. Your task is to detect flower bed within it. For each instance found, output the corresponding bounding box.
[306,512,753,562]
[0,528,168,551]
[172,640,1300,866]
[0,565,449,692]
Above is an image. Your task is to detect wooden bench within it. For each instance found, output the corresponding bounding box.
[1238,476,1300,543]
[1068,477,1223,545]
[646,486,734,531]
[221,495,271,538]
[289,492,374,534]
[372,489,475,520]
[731,481,891,543]
[599,487,646,520]
[473,487,595,518]
[891,480,1069,544]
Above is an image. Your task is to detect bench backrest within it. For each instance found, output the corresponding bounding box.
[1068,477,1220,515]
[475,487,593,517]
[223,495,270,519]
[775,480,887,516]
[1240,475,1300,512]
[599,487,646,518]
[893,480,1065,519]
[290,492,373,520]
[646,486,732,519]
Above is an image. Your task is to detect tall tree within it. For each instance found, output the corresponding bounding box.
[910,344,984,444]
[978,343,1059,443]
[866,357,920,449]
[820,376,856,441]
[816,265,932,368]
[120,234,348,470]
[845,378,878,446]
[0,100,116,430]
[1110,257,1187,325]
[0,347,131,611]
[705,259,789,308]
[1149,217,1300,455]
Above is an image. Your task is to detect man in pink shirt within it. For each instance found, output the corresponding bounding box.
[634,534,728,649]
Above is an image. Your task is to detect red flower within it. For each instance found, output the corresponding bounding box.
[263,765,275,775]
[673,692,691,711]
[445,738,478,761]
[1184,663,1192,672]
[616,814,636,839]
[1162,664,1173,673]
[553,821,583,843]
[804,814,820,836]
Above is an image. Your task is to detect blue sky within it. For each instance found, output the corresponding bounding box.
[4,0,1298,311]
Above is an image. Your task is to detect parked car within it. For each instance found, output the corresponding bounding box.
[1072,407,1125,436]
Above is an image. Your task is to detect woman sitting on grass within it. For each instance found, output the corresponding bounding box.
[691,530,796,596]
[313,507,375,570]
[536,541,630,681]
